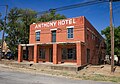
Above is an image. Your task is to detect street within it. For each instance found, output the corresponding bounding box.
[0,69,117,84]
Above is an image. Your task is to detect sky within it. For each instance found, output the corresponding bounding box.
[0,0,120,39]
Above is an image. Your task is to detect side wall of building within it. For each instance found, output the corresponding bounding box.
[84,17,105,64]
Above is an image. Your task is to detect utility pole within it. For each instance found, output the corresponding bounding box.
[110,0,114,73]
[0,5,8,60]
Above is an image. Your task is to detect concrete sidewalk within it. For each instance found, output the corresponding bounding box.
[12,60,86,71]
[1,59,84,71]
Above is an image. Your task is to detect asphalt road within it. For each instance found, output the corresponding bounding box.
[0,70,118,84]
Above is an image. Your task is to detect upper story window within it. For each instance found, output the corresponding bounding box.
[51,30,56,42]
[87,34,89,40]
[51,28,57,42]
[35,30,41,41]
[67,26,74,39]
[92,34,95,40]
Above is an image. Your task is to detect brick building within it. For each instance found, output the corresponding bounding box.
[18,16,105,66]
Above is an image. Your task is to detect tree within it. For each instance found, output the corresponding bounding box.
[0,19,4,31]
[101,26,120,65]
[19,9,37,44]
[0,39,1,43]
[5,7,37,57]
[0,13,4,48]
[0,13,4,31]
[38,10,66,22]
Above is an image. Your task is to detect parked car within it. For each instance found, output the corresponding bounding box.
[5,52,14,60]
[105,55,118,65]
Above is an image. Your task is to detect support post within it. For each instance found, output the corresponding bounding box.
[18,45,23,62]
[34,44,38,63]
[53,44,58,64]
[76,42,82,66]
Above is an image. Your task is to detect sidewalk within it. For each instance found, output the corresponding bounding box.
[12,60,86,71]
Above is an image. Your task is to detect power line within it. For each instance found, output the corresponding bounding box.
[54,0,108,11]
[37,0,109,16]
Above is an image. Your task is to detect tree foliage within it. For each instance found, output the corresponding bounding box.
[101,26,120,65]
[0,14,4,31]
[5,7,37,56]
[38,10,66,22]
[101,26,120,56]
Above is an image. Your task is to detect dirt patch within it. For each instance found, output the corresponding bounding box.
[0,60,120,83]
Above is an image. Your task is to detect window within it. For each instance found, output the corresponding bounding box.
[67,48,76,59]
[67,28,73,38]
[92,34,95,40]
[52,31,56,42]
[62,48,76,60]
[39,49,45,59]
[36,31,40,41]
[87,34,89,40]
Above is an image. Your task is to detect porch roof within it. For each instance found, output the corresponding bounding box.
[20,44,34,47]
[20,41,85,47]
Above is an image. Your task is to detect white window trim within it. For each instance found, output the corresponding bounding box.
[35,30,41,32]
[50,28,57,31]
[66,26,74,28]
[32,23,36,24]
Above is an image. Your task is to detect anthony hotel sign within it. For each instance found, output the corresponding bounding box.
[35,18,77,29]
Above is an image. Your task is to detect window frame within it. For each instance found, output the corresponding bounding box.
[51,30,56,42]
[92,34,95,40]
[62,48,76,60]
[35,30,41,41]
[67,26,74,39]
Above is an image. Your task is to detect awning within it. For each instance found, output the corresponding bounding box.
[20,41,86,46]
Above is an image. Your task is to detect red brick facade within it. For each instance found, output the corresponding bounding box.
[18,16,105,66]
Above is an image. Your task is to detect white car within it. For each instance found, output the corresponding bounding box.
[105,55,118,64]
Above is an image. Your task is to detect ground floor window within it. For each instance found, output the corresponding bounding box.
[39,49,45,59]
[62,48,76,60]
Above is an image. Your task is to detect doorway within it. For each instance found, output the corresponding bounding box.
[49,48,53,62]
[87,49,90,63]
[23,46,28,60]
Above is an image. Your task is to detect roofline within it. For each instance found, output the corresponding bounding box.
[30,16,85,26]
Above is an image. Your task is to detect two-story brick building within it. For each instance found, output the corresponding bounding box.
[18,16,105,66]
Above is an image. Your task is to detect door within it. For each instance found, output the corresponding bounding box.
[23,46,28,60]
[49,48,53,62]
[87,49,90,63]
[31,47,34,60]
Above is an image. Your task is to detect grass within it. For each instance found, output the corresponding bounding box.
[78,74,120,83]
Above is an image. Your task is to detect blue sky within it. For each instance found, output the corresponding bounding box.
[0,0,120,39]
